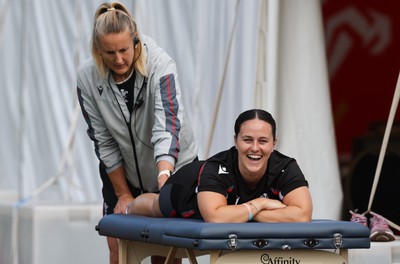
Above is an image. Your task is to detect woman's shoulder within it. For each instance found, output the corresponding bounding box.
[141,34,156,47]
[77,58,96,74]
[142,34,162,58]
[207,148,234,162]
[141,34,174,72]
[271,150,293,161]
[270,150,300,172]
[77,58,103,88]
[202,147,236,172]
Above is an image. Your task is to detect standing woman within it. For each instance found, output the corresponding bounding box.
[77,2,198,264]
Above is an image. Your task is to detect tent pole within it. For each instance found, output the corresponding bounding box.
[366,70,400,230]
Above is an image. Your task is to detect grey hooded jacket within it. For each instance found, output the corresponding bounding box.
[77,35,198,193]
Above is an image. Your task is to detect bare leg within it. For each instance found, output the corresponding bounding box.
[107,237,118,264]
[127,193,163,217]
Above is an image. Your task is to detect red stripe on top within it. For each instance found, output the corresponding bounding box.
[166,75,176,134]
[166,75,178,158]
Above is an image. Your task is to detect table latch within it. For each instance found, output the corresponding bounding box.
[228,234,238,250]
[333,233,343,249]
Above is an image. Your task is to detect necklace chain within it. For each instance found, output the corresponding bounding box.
[115,68,134,84]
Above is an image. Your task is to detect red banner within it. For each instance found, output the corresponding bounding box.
[322,0,400,157]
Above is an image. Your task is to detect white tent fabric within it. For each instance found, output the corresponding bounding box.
[0,0,341,219]
[262,0,342,219]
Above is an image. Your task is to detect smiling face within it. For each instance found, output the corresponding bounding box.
[97,30,135,82]
[235,118,276,185]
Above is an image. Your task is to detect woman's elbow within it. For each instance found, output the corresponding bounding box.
[297,214,312,222]
[298,207,313,222]
[202,212,221,223]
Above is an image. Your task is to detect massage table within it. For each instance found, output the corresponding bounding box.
[96,214,370,264]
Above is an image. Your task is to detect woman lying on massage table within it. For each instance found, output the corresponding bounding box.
[127,109,313,223]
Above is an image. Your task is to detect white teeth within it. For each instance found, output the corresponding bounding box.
[248,155,261,160]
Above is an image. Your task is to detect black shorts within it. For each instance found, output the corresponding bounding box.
[158,183,176,217]
[101,156,199,216]
[100,163,142,216]
[158,160,203,219]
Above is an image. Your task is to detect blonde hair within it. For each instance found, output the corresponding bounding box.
[91,2,147,79]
